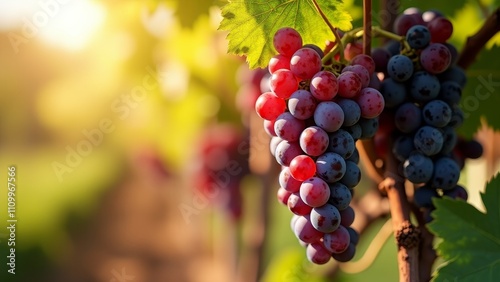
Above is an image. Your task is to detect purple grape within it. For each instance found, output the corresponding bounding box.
[310,203,341,233]
[328,182,352,211]
[395,102,423,133]
[328,129,355,159]
[414,125,444,156]
[316,152,346,183]
[387,55,414,82]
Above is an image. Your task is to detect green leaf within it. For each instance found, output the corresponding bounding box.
[428,174,500,282]
[219,0,353,68]
[458,46,500,138]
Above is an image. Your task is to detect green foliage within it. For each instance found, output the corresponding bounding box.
[428,174,500,281]
[219,0,353,68]
[459,46,500,138]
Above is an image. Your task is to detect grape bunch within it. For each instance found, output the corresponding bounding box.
[256,27,385,264]
[374,9,483,221]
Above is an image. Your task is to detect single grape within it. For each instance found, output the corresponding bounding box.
[368,72,381,89]
[340,206,355,227]
[306,242,332,264]
[277,187,292,205]
[293,215,323,243]
[338,71,362,98]
[440,126,457,154]
[403,151,434,183]
[347,148,360,164]
[288,90,317,120]
[371,47,391,73]
[255,92,286,120]
[310,203,341,233]
[448,106,464,129]
[460,140,483,159]
[274,112,305,142]
[350,54,376,74]
[438,66,466,87]
[431,157,460,190]
[387,55,414,82]
[329,182,352,211]
[443,185,468,201]
[393,13,419,36]
[413,185,439,208]
[340,160,361,188]
[275,140,302,166]
[300,126,329,157]
[438,81,462,106]
[332,243,356,262]
[406,25,431,49]
[395,102,423,133]
[290,155,317,181]
[279,167,302,193]
[410,71,440,102]
[269,136,283,157]
[422,9,443,23]
[300,177,331,207]
[310,71,339,101]
[269,69,299,99]
[328,129,355,159]
[346,227,359,245]
[337,98,361,126]
[380,78,407,108]
[288,193,313,216]
[356,87,385,119]
[422,99,452,127]
[359,118,379,139]
[268,54,291,74]
[385,40,401,56]
[444,43,458,65]
[316,152,346,183]
[344,124,362,140]
[343,65,371,87]
[290,48,322,80]
[344,42,363,60]
[420,43,451,74]
[314,101,345,132]
[323,225,350,253]
[263,119,276,136]
[427,17,453,43]
[393,135,415,161]
[273,27,302,57]
[414,125,444,156]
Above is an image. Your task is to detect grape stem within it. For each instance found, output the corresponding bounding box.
[363,0,372,55]
[311,0,345,62]
[457,7,500,69]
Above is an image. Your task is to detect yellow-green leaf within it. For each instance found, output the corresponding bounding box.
[219,0,353,68]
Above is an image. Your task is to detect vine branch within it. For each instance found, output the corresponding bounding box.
[457,7,500,69]
[311,0,345,61]
[363,0,372,55]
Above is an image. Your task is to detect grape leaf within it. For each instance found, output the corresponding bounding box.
[458,46,500,138]
[219,0,353,68]
[428,174,500,282]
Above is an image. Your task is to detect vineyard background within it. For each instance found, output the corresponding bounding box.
[0,0,499,281]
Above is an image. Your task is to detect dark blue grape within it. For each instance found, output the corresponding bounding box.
[406,25,431,49]
[387,55,414,82]
[347,148,360,164]
[431,157,460,190]
[414,125,444,156]
[344,124,362,140]
[340,206,355,227]
[371,47,391,73]
[393,135,416,162]
[316,152,346,183]
[439,81,462,106]
[422,100,452,127]
[444,43,458,65]
[410,71,440,102]
[380,78,407,108]
[337,98,361,126]
[359,118,379,139]
[346,227,359,245]
[403,151,434,183]
[414,185,439,208]
[332,244,356,262]
[448,106,464,129]
[340,160,361,188]
[438,66,467,87]
[385,40,401,56]
[443,185,468,200]
[328,182,352,211]
[395,102,423,133]
[440,126,457,154]
[328,129,355,159]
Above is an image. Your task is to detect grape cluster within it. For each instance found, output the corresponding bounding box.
[375,9,482,221]
[256,27,385,264]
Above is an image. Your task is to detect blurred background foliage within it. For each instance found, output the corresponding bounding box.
[0,0,498,281]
